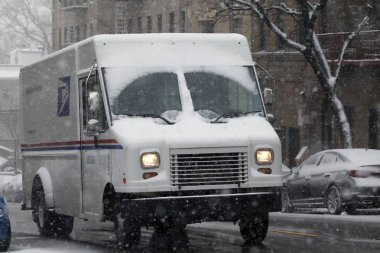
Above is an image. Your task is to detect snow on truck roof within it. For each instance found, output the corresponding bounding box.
[22,33,254,68]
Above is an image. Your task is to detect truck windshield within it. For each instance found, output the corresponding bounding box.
[106,71,182,118]
[184,66,263,120]
[103,66,262,122]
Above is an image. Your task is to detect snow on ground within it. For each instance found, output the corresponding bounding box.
[0,172,14,192]
[10,249,105,253]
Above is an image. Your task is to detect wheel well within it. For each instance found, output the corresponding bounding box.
[102,183,116,221]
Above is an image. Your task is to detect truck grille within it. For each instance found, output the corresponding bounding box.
[170,151,248,187]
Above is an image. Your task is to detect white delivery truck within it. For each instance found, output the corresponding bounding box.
[20,34,282,247]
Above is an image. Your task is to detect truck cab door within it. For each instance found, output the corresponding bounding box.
[79,73,108,217]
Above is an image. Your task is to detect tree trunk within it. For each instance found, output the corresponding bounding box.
[305,54,353,148]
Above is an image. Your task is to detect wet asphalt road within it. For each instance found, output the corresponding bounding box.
[6,203,380,253]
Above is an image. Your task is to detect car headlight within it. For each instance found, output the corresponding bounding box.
[0,208,3,217]
[256,149,274,165]
[140,152,160,168]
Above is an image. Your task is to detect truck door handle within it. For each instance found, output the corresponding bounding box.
[324,173,330,178]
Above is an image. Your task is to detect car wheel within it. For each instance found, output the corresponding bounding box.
[281,189,294,213]
[239,212,269,245]
[0,221,11,252]
[35,191,73,238]
[326,186,342,215]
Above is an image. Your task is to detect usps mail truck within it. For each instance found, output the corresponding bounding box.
[20,34,282,247]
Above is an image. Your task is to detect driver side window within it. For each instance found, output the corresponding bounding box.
[80,74,108,133]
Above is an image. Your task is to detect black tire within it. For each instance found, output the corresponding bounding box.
[239,212,269,245]
[346,204,357,215]
[326,186,342,215]
[34,191,73,238]
[281,189,294,213]
[0,221,11,252]
[114,213,141,249]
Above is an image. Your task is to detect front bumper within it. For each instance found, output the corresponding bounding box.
[120,187,281,223]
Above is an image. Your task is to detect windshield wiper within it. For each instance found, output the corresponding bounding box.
[211,111,261,123]
[124,113,174,125]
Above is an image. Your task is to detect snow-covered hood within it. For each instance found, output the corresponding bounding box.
[110,114,278,149]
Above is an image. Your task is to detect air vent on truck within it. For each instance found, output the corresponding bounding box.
[170,151,248,187]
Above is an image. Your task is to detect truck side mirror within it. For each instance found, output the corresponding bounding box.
[267,113,275,124]
[263,88,275,105]
[87,119,101,133]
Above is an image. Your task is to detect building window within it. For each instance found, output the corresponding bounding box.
[180,11,186,33]
[64,27,68,44]
[59,28,62,46]
[199,20,214,33]
[127,19,133,33]
[157,15,162,33]
[90,23,94,36]
[169,12,175,33]
[147,16,152,33]
[76,26,80,42]
[369,108,379,148]
[288,128,300,168]
[276,14,285,50]
[53,29,56,47]
[137,17,142,33]
[232,18,243,34]
[115,1,126,34]
[83,24,87,38]
[70,26,74,43]
[259,21,266,51]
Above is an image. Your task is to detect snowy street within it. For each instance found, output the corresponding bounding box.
[7,203,380,252]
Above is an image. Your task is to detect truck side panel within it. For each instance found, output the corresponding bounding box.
[21,49,82,217]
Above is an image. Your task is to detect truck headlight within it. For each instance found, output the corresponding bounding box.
[256,149,274,165]
[140,152,160,168]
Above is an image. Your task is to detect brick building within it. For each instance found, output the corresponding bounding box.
[52,0,380,166]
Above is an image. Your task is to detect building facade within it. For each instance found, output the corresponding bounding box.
[0,50,43,170]
[52,0,380,166]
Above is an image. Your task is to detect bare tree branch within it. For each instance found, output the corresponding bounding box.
[265,3,302,17]
[231,0,306,52]
[334,16,370,84]
[0,0,51,53]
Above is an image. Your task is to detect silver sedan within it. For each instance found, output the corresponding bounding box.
[282,149,380,214]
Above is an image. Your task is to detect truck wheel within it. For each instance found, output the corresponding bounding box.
[326,186,342,215]
[34,191,73,238]
[0,221,11,252]
[114,214,141,249]
[239,212,269,245]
